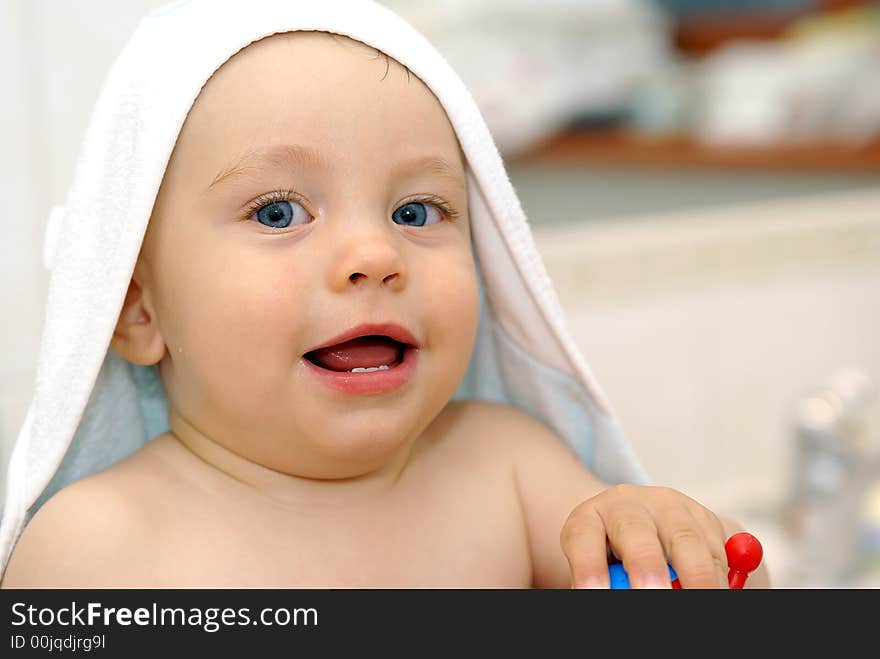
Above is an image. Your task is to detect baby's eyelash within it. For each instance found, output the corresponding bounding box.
[407,194,461,221]
[240,188,303,222]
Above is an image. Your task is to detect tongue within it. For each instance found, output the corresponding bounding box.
[308,336,402,372]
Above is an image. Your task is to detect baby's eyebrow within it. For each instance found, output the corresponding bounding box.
[207,143,465,192]
[208,144,330,191]
[399,155,466,189]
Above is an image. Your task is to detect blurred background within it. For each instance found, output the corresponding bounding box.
[2,0,879,587]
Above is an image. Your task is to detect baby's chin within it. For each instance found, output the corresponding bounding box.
[277,381,453,465]
[215,407,430,480]
[292,417,430,477]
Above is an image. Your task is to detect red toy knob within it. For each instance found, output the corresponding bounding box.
[725,532,763,589]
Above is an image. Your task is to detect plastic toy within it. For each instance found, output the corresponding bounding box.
[607,532,763,589]
[724,532,763,589]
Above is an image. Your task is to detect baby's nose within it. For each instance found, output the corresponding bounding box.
[327,229,406,292]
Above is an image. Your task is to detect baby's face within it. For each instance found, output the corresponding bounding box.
[139,32,478,478]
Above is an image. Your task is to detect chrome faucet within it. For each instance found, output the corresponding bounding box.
[783,367,878,587]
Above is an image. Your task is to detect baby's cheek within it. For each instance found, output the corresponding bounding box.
[166,262,288,374]
[448,256,479,323]
[428,262,478,362]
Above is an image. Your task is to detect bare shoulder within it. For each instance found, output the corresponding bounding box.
[1,466,156,588]
[444,400,607,588]
[435,399,603,503]
[439,399,561,447]
[440,399,592,469]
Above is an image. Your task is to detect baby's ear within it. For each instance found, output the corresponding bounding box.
[110,268,166,366]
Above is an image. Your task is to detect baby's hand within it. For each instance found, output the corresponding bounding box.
[561,484,728,589]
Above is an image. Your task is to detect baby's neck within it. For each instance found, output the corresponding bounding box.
[166,410,419,508]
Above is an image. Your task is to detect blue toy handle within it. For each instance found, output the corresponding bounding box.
[608,563,678,589]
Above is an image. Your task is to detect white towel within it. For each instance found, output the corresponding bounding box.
[0,0,649,576]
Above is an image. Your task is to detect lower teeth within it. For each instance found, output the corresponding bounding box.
[350,365,391,373]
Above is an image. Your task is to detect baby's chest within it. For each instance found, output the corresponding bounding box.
[156,487,532,587]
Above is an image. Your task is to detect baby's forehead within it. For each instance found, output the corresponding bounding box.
[202,31,414,103]
[155,29,466,207]
[168,30,465,183]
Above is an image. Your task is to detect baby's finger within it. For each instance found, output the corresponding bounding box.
[560,505,611,589]
[605,507,670,589]
[660,513,727,589]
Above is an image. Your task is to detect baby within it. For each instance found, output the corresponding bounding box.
[0,3,768,589]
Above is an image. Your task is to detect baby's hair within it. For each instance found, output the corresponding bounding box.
[328,32,413,83]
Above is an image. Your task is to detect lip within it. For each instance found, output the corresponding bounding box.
[305,322,420,353]
[302,322,420,396]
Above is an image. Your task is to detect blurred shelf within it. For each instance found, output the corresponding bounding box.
[674,9,811,55]
[517,129,880,173]
[669,1,872,55]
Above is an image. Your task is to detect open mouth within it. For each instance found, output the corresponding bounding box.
[301,324,420,395]
[304,335,409,373]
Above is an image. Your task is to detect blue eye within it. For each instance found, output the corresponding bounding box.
[392,202,442,227]
[251,199,310,229]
